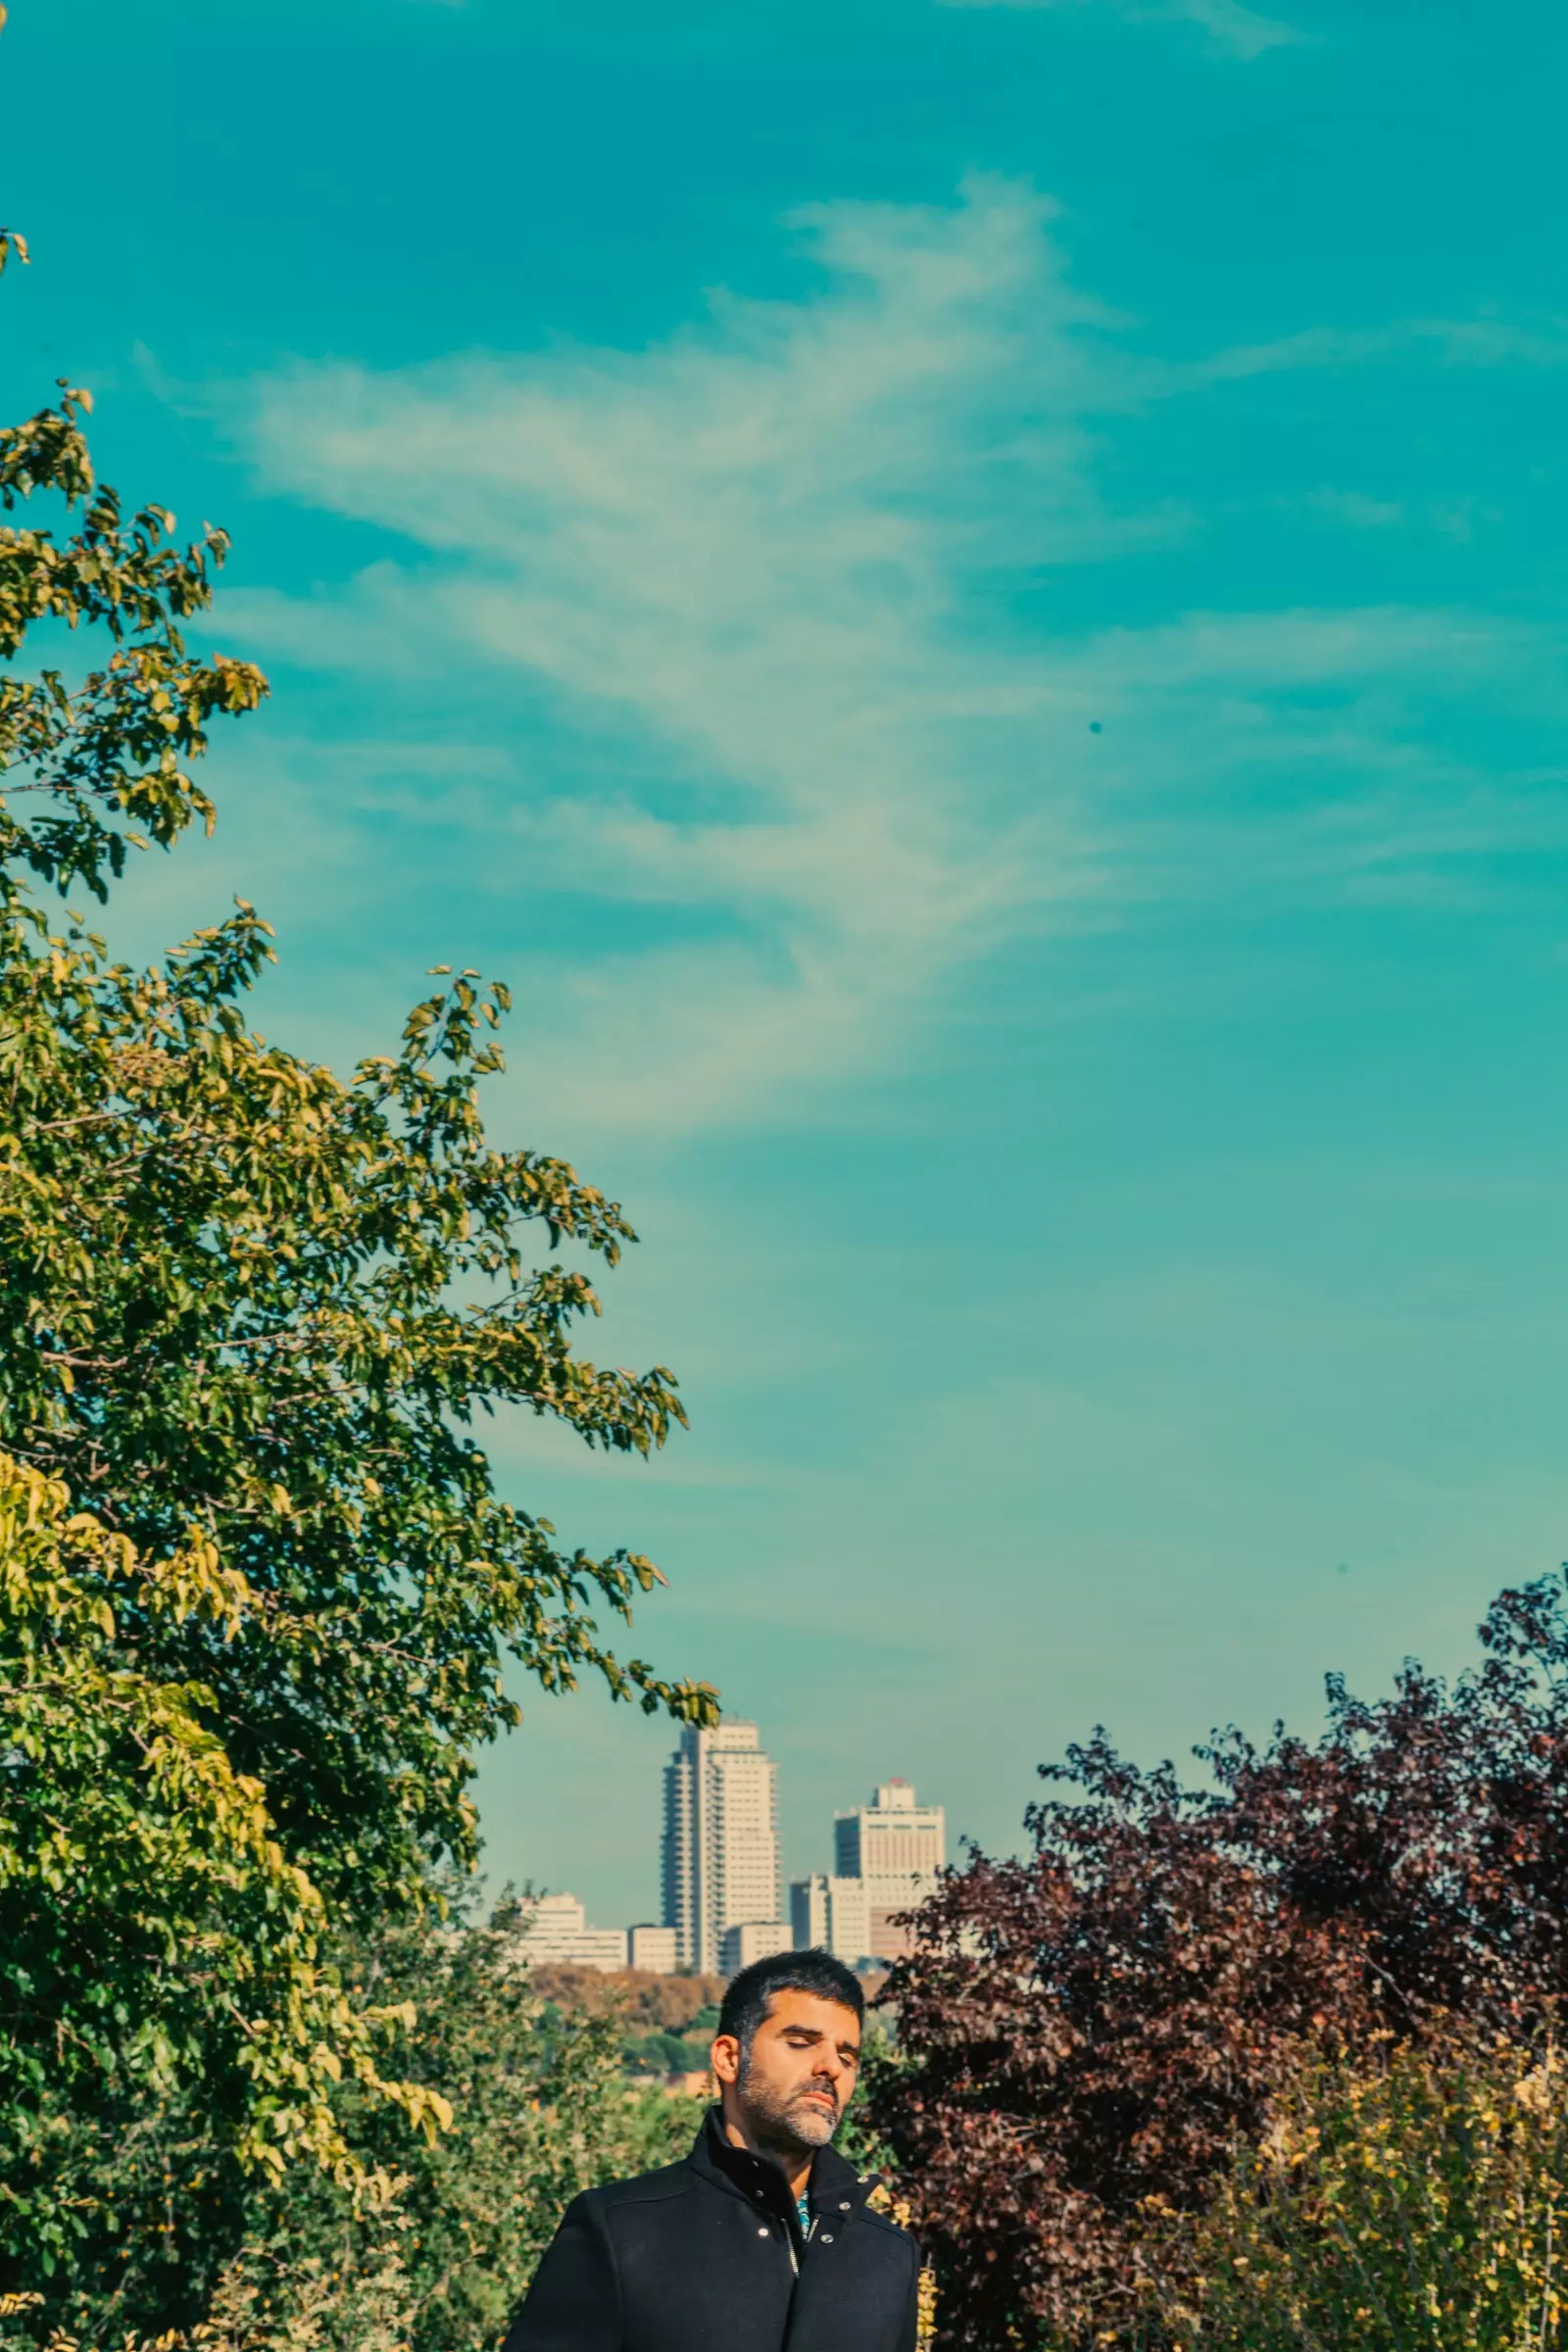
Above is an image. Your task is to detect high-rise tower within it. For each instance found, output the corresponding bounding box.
[662,1721,781,1974]
[833,1778,945,1957]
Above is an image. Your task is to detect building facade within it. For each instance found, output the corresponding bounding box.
[719,1919,795,1975]
[662,1720,782,1975]
[833,1778,946,1958]
[511,1891,628,1971]
[627,1923,678,1975]
[789,1872,871,1969]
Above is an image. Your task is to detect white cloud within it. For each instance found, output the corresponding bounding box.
[935,0,1298,62]
[227,178,1564,1134]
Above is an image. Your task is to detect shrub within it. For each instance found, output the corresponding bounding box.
[876,1573,1568,2349]
[3,1897,707,2352]
[1157,2024,1568,2352]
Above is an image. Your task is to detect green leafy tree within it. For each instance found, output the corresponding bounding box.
[0,1453,446,2310]
[0,240,714,2328]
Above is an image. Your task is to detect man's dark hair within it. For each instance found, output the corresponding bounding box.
[718,1947,865,2056]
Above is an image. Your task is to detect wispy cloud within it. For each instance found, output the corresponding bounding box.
[1287,487,1504,540]
[232,180,1123,1124]
[224,179,1564,1133]
[935,0,1298,63]
[1172,318,1568,388]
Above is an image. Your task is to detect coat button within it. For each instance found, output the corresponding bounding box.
[840,2201,851,2211]
[758,2227,769,2238]
[822,2232,834,2244]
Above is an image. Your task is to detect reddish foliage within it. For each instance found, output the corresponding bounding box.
[872,1574,1568,2350]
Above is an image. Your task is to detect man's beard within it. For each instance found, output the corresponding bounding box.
[737,2056,841,2154]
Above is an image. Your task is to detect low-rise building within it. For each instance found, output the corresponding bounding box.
[511,1892,628,1972]
[718,1919,794,1975]
[789,1873,871,1968]
[627,1922,679,1975]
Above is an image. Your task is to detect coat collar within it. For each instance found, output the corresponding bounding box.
[691,2105,871,2228]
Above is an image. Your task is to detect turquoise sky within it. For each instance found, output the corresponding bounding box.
[8,0,1568,1927]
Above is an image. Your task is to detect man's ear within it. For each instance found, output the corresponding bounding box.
[710,2031,742,2087]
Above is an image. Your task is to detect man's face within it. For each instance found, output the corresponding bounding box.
[713,1990,862,2156]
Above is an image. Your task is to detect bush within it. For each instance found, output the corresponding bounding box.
[1157,2024,1568,2352]
[2,1898,707,2352]
[876,1573,1568,2350]
[621,2028,711,2077]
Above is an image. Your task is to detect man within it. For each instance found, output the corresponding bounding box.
[503,1947,920,2352]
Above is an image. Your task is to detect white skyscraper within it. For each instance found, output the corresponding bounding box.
[662,1721,781,1975]
[833,1778,946,1957]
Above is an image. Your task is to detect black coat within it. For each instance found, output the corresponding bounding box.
[503,2110,920,2352]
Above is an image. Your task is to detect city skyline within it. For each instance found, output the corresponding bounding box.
[508,1730,946,1970]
